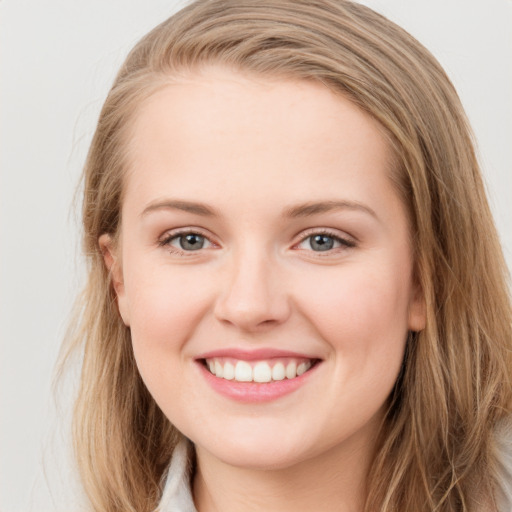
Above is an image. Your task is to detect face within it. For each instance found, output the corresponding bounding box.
[102,67,425,471]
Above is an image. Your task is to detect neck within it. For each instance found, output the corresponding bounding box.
[192,431,377,512]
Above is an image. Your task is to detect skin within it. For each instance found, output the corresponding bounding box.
[101,66,425,512]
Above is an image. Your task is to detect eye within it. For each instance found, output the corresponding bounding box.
[175,233,207,250]
[159,230,214,253]
[296,231,355,252]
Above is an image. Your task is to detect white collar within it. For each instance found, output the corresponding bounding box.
[494,419,512,512]
[157,438,197,512]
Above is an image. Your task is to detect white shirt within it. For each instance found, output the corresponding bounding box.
[157,440,197,512]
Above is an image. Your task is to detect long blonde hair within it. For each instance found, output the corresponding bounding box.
[61,1,512,510]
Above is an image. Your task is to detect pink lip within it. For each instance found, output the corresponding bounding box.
[196,359,320,403]
[196,348,318,361]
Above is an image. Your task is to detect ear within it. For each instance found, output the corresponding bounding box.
[407,281,426,332]
[98,233,130,326]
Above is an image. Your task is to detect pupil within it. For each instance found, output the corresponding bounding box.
[311,235,334,251]
[180,234,204,250]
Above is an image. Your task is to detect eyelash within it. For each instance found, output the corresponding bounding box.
[158,228,356,256]
[158,229,214,256]
[294,229,356,254]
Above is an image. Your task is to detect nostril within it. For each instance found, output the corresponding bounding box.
[214,294,292,331]
[213,262,291,330]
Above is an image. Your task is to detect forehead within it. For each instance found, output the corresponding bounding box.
[123,67,397,219]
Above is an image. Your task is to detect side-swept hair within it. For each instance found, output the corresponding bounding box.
[61,1,512,510]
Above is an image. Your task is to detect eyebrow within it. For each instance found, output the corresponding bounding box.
[140,198,377,220]
[141,199,219,218]
[283,200,377,219]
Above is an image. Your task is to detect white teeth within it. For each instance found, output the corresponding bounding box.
[223,361,235,380]
[296,362,307,376]
[214,360,223,378]
[206,358,315,382]
[297,361,312,376]
[272,362,285,381]
[285,362,297,379]
[253,362,272,383]
[235,361,253,382]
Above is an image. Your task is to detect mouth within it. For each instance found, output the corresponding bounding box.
[195,349,322,402]
[201,356,320,383]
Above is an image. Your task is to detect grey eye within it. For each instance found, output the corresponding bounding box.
[309,234,335,251]
[177,233,206,251]
[296,232,355,253]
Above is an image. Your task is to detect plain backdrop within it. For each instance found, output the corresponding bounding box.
[1,1,511,510]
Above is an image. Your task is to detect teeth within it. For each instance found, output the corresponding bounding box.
[297,362,308,376]
[223,361,235,380]
[235,361,253,382]
[253,362,272,383]
[206,358,314,382]
[285,362,297,379]
[272,362,285,381]
[214,360,223,378]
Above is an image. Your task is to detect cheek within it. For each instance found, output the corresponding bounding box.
[294,259,413,356]
[124,264,215,367]
[123,263,220,424]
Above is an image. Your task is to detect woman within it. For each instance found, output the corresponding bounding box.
[63,1,512,510]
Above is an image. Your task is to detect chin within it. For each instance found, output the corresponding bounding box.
[216,445,306,471]
[193,426,316,470]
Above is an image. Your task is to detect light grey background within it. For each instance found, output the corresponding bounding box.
[1,1,511,510]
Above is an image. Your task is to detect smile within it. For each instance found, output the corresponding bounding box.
[204,357,315,383]
[196,349,321,402]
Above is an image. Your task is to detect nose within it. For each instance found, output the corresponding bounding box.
[213,248,291,332]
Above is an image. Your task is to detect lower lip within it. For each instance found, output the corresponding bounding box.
[197,361,318,403]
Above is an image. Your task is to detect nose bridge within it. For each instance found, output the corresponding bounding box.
[214,240,289,330]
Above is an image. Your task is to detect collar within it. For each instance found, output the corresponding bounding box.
[495,419,512,512]
[157,438,197,512]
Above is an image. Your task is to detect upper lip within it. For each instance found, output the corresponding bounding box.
[196,348,320,361]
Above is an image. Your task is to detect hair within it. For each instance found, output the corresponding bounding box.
[60,1,512,511]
